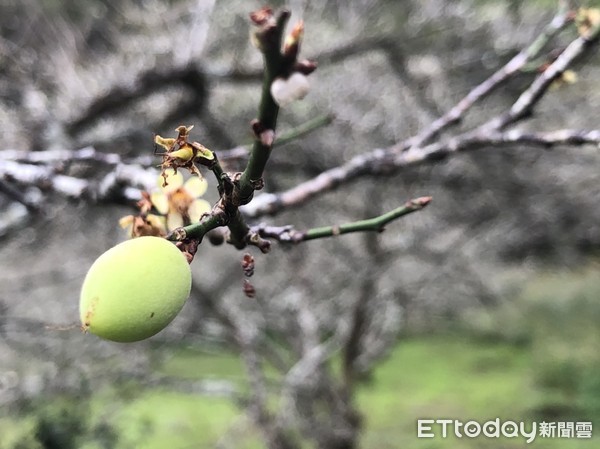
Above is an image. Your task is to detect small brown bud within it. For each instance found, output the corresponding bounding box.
[250,178,265,191]
[294,59,318,75]
[243,279,256,298]
[250,7,274,26]
[283,20,304,58]
[260,129,275,147]
[242,253,255,277]
[409,196,433,208]
[251,119,265,138]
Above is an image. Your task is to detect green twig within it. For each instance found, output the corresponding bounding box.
[241,113,334,148]
[275,114,334,147]
[303,196,432,241]
[166,213,224,242]
[208,153,226,194]
[227,210,251,249]
[218,113,334,164]
[252,197,432,243]
[238,10,290,204]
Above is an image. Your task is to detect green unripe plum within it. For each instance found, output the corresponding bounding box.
[80,236,192,342]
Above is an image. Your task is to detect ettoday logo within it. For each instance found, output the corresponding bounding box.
[418,419,537,443]
[417,419,593,443]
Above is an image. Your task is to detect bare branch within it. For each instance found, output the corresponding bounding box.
[242,15,600,218]
[0,158,156,202]
[1,160,91,199]
[482,19,600,131]
[406,8,573,149]
[0,114,332,173]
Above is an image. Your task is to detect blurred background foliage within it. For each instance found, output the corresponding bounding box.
[1,0,600,448]
[1,273,600,448]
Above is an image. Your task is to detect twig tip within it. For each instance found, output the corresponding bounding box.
[411,196,433,207]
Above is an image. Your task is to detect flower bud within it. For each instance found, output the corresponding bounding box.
[270,73,310,107]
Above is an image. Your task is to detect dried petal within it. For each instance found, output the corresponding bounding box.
[155,136,176,151]
[169,145,195,162]
[191,142,215,161]
[176,125,194,137]
[159,169,184,191]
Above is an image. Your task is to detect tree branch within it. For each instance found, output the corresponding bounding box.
[482,17,600,132]
[242,125,600,218]
[250,196,431,243]
[166,9,300,250]
[237,10,290,205]
[242,13,600,218]
[0,114,332,171]
[406,7,573,149]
